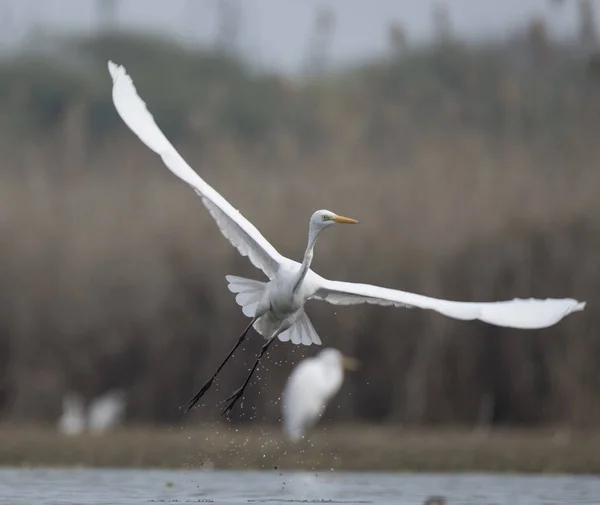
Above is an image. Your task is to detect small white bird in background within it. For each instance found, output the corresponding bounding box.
[57,392,86,436]
[107,60,585,416]
[87,389,127,435]
[282,348,359,443]
[57,389,127,436]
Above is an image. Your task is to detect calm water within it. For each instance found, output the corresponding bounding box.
[0,468,598,505]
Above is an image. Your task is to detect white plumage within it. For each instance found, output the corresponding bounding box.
[107,61,586,414]
[282,348,358,442]
[87,390,127,435]
[57,392,86,436]
[57,390,126,436]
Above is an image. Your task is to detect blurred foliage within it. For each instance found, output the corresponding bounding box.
[0,29,599,429]
[0,32,597,151]
[0,32,302,145]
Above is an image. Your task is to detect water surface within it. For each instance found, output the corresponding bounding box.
[0,468,598,505]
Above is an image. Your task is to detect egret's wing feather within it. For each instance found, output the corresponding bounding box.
[311,276,585,329]
[277,311,322,346]
[108,61,284,279]
[225,275,265,317]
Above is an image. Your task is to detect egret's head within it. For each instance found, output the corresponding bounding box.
[310,210,359,232]
[319,348,361,371]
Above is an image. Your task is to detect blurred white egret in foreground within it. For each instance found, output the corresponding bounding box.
[282,348,359,442]
[57,389,126,436]
[107,61,585,415]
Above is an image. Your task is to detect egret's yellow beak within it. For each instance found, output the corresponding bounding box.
[341,356,361,371]
[332,215,359,224]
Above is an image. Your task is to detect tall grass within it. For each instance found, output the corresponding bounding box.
[0,32,598,427]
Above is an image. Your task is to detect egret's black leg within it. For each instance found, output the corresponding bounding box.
[221,332,280,416]
[185,316,257,413]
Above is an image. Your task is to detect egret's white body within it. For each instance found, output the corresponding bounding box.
[87,389,127,435]
[282,348,358,442]
[57,392,86,436]
[107,61,585,413]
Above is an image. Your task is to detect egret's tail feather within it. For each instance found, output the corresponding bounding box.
[225,275,265,317]
[278,312,322,346]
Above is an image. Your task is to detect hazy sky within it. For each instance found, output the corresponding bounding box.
[5,0,599,73]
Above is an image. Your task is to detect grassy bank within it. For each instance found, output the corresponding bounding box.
[1,425,599,474]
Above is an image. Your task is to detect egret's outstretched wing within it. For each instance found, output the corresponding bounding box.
[108,61,285,279]
[310,275,585,329]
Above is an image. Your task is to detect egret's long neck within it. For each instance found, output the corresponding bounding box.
[292,225,321,294]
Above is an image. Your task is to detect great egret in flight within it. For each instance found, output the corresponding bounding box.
[282,348,359,442]
[107,61,585,415]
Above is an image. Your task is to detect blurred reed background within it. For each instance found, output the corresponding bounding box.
[0,0,598,432]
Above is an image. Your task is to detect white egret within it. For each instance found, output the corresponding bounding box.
[87,389,127,435]
[107,61,585,415]
[57,392,86,436]
[57,389,127,435]
[282,348,359,442]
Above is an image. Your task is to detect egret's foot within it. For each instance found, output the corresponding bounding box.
[185,377,214,413]
[221,386,245,416]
